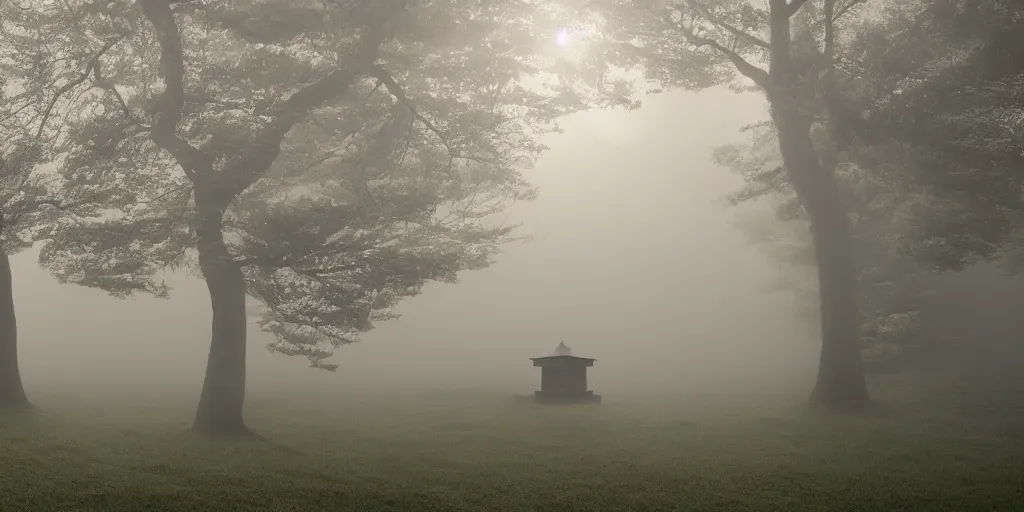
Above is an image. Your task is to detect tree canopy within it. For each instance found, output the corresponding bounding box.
[1,2,126,409]
[4,0,1021,424]
[29,0,599,370]
[718,0,1024,364]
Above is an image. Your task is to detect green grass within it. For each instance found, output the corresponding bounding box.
[2,368,1024,511]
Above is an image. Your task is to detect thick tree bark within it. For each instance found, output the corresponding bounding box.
[0,249,30,411]
[192,208,249,436]
[137,0,389,436]
[763,0,867,409]
[773,107,869,409]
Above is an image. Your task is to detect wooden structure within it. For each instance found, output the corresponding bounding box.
[530,342,600,404]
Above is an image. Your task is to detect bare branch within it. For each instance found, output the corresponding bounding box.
[669,14,770,88]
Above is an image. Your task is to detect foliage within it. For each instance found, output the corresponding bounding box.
[719,0,1024,361]
[848,0,1024,271]
[716,120,934,356]
[562,2,881,405]
[0,3,108,254]
[22,0,596,369]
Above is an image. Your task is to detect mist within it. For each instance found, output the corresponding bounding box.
[14,89,818,402]
[5,2,1024,509]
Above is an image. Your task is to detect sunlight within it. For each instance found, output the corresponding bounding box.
[555,27,571,47]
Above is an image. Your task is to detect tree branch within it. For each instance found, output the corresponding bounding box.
[0,98,36,125]
[720,22,771,50]
[786,0,811,17]
[833,0,867,22]
[768,0,796,78]
[237,255,362,278]
[822,0,844,162]
[670,15,770,88]
[369,64,455,166]
[88,52,143,126]
[139,0,209,180]
[36,34,125,138]
[186,94,250,112]
[2,193,98,229]
[691,3,771,50]
[91,83,135,122]
[138,183,192,204]
[213,20,392,205]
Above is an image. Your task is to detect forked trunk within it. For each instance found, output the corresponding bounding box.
[0,249,30,411]
[192,212,249,436]
[773,107,869,409]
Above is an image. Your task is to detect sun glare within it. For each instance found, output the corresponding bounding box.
[555,28,571,47]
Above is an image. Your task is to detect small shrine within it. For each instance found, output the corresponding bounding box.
[530,341,600,404]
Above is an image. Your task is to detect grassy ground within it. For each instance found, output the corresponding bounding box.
[2,366,1023,511]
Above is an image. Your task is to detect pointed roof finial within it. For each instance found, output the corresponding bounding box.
[553,341,572,356]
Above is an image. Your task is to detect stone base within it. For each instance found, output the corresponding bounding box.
[534,390,601,405]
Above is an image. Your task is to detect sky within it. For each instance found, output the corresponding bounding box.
[11,87,823,403]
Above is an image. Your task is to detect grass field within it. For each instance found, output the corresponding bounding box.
[2,363,1023,511]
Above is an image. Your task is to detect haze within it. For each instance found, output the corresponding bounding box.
[4,1,1023,509]
[15,90,821,401]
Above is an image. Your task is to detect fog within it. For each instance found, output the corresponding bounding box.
[7,1,1024,509]
[13,89,821,402]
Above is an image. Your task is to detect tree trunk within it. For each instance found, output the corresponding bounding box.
[773,106,869,409]
[0,249,30,411]
[192,210,249,436]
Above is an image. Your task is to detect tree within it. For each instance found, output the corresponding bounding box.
[571,0,872,407]
[0,5,115,410]
[719,0,1024,370]
[30,0,593,435]
[848,0,1024,271]
[0,131,42,411]
[717,120,937,370]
